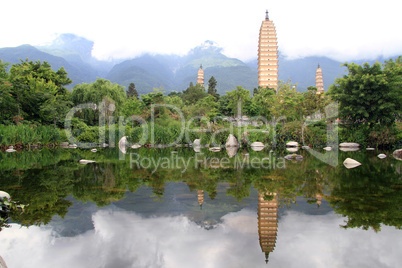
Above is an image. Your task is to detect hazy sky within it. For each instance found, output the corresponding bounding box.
[2,0,401,62]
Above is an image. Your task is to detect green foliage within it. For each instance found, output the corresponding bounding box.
[0,124,62,146]
[328,59,401,127]
[182,83,207,105]
[126,82,139,99]
[226,86,251,116]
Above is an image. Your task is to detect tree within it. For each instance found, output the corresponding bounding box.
[8,59,72,124]
[207,76,219,100]
[251,86,276,120]
[226,86,251,117]
[126,82,139,99]
[182,83,207,105]
[328,60,401,127]
[0,60,15,124]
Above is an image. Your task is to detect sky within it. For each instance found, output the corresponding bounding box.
[1,0,402,62]
[1,209,401,267]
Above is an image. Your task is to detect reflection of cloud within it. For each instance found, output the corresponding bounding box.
[0,210,401,268]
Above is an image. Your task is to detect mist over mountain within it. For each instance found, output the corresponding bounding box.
[1,34,397,94]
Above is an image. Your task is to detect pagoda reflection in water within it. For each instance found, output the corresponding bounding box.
[258,191,278,264]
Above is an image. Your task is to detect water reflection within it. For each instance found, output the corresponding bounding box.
[0,147,401,267]
[1,209,401,268]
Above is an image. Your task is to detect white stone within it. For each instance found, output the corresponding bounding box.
[286,141,298,147]
[209,147,221,152]
[193,139,201,146]
[340,147,360,152]
[251,142,265,151]
[226,134,239,147]
[323,147,332,151]
[286,147,299,153]
[131,144,141,149]
[79,159,96,164]
[5,149,16,152]
[343,158,362,169]
[69,144,77,148]
[366,148,375,150]
[193,146,201,153]
[118,136,128,154]
[393,149,402,161]
[91,149,97,152]
[302,146,310,150]
[0,191,11,201]
[339,142,360,148]
[377,154,387,159]
[226,146,238,158]
[101,143,109,147]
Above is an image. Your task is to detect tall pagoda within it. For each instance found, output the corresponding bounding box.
[197,64,204,87]
[258,10,279,90]
[315,64,324,94]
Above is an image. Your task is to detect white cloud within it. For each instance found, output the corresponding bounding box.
[1,1,401,61]
[0,209,401,268]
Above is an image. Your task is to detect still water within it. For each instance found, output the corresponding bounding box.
[0,147,401,268]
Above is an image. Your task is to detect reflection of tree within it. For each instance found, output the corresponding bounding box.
[326,154,402,231]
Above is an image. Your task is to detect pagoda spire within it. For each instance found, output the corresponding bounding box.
[265,10,269,20]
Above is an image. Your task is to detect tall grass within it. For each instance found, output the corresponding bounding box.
[0,124,63,147]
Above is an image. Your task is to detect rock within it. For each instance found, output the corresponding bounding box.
[193,146,201,153]
[286,147,299,153]
[118,136,128,154]
[131,144,141,149]
[5,149,16,153]
[101,143,109,147]
[393,149,402,161]
[323,147,332,151]
[302,146,310,150]
[343,158,361,169]
[193,139,201,146]
[339,142,360,148]
[366,148,375,150]
[209,147,221,152]
[60,142,69,147]
[69,144,77,148]
[225,134,239,147]
[340,147,360,152]
[284,154,303,161]
[91,149,97,152]
[377,154,387,159]
[251,142,265,151]
[79,159,96,164]
[8,146,13,149]
[226,146,238,158]
[0,191,11,201]
[286,141,298,147]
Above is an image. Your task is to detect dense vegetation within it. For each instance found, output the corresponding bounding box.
[0,56,401,149]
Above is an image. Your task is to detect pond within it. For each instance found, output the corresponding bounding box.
[0,146,401,268]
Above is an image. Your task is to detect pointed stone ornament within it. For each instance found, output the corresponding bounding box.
[226,134,239,147]
[377,154,387,159]
[343,158,361,169]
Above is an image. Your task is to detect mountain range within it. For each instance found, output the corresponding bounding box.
[0,34,396,95]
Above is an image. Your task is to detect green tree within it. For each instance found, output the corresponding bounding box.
[0,60,15,124]
[126,82,139,99]
[328,60,401,127]
[182,83,207,105]
[8,59,72,124]
[226,86,251,117]
[251,86,276,120]
[207,76,219,100]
